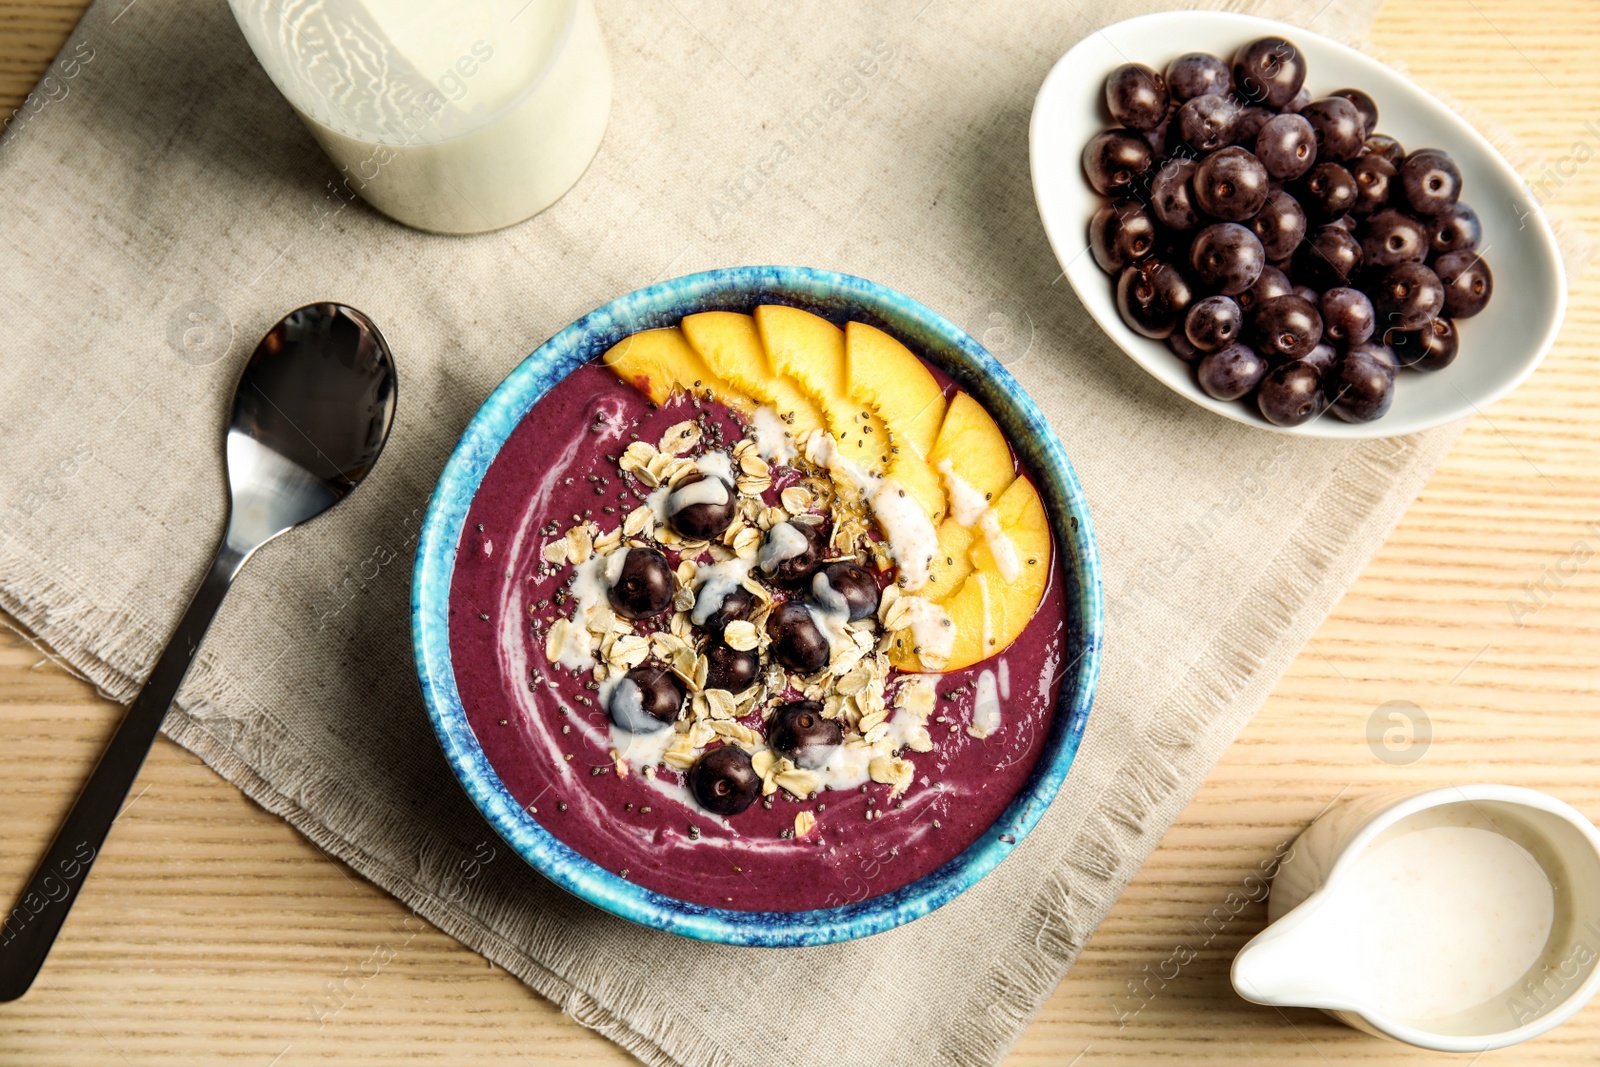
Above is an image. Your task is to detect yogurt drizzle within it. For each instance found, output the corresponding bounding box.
[805,432,939,591]
[937,458,1021,581]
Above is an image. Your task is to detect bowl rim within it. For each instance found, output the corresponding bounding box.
[412,265,1103,946]
[1028,8,1569,439]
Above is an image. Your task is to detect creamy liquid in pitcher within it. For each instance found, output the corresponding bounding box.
[1338,825,1554,1021]
[229,0,611,232]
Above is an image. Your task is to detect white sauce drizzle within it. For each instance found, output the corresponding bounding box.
[694,449,735,485]
[811,568,849,617]
[970,668,1002,738]
[898,594,955,664]
[938,458,989,527]
[666,472,729,514]
[645,484,672,521]
[550,553,614,669]
[749,406,797,464]
[808,738,879,791]
[804,599,853,655]
[977,509,1021,582]
[757,521,809,574]
[607,675,670,735]
[806,432,938,591]
[609,721,680,770]
[647,452,734,523]
[690,557,755,627]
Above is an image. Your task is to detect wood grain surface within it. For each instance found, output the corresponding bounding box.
[3,0,1599,1063]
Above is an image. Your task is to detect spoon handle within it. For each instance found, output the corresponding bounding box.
[0,539,246,1002]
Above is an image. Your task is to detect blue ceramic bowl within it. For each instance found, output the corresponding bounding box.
[412,266,1103,946]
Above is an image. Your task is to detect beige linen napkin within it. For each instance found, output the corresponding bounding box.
[1,0,1450,1063]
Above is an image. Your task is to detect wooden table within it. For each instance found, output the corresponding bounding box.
[3,0,1598,1062]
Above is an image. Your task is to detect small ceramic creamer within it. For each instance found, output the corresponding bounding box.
[1232,784,1600,1052]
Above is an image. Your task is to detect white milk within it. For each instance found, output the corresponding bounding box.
[228,0,612,233]
[1336,826,1555,1022]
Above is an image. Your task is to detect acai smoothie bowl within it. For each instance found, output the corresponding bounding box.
[412,266,1102,946]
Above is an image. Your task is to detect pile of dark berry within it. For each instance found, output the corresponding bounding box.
[1083,36,1493,426]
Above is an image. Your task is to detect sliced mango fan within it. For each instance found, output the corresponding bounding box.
[601,306,1051,673]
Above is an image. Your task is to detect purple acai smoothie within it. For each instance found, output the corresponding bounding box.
[449,361,1069,912]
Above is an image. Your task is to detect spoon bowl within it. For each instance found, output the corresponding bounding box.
[226,304,397,548]
[0,302,395,1001]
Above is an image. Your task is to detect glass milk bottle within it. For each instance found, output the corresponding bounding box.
[227,0,612,234]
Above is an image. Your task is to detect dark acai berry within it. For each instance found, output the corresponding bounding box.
[1116,257,1195,338]
[688,746,761,816]
[766,599,831,674]
[1433,251,1493,318]
[1149,158,1203,232]
[1360,208,1428,269]
[1232,106,1275,148]
[1294,224,1363,290]
[813,562,880,622]
[1190,222,1265,295]
[667,471,737,541]
[703,641,760,693]
[1252,295,1323,360]
[1284,87,1312,114]
[1165,51,1231,101]
[1196,343,1269,401]
[1392,316,1460,372]
[1175,93,1237,154]
[1428,202,1482,257]
[1330,87,1378,136]
[1239,264,1293,315]
[758,519,827,586]
[1398,149,1462,216]
[1299,96,1365,162]
[1296,162,1358,223]
[1348,154,1397,217]
[1254,113,1317,181]
[1328,346,1396,423]
[1319,286,1376,346]
[1143,110,1176,157]
[1256,360,1326,426]
[1194,146,1271,221]
[1355,338,1402,377]
[1302,341,1339,374]
[1089,199,1157,273]
[1248,188,1307,261]
[693,582,755,636]
[1083,129,1154,197]
[607,546,676,620]
[1105,62,1169,130]
[1185,294,1245,352]
[1168,331,1202,363]
[1232,36,1307,109]
[767,700,844,770]
[1364,133,1406,165]
[1372,262,1445,330]
[608,667,684,733]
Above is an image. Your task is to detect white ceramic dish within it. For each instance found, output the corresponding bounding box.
[1232,785,1600,1052]
[1029,10,1568,438]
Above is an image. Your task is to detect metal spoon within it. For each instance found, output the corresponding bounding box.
[0,303,397,1001]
